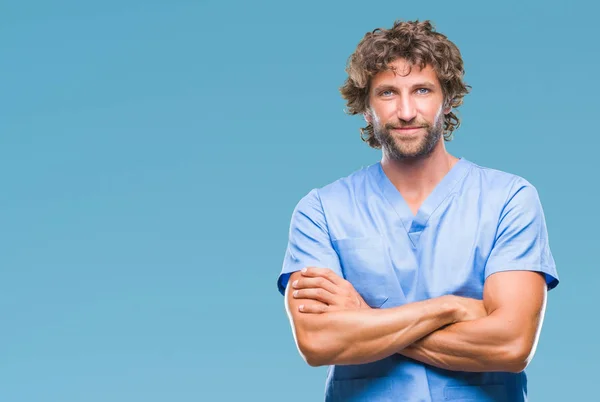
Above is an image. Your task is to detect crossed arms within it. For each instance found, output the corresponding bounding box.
[284,267,547,373]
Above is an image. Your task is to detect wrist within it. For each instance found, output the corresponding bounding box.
[439,295,462,324]
[359,300,373,310]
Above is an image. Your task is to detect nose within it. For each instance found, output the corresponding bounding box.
[396,95,417,123]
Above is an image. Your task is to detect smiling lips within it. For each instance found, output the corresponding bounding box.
[391,126,425,132]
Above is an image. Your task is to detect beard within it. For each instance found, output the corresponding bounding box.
[372,108,445,160]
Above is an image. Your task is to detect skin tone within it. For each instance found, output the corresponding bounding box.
[291,267,546,372]
[366,58,458,214]
[285,269,487,367]
[284,58,548,372]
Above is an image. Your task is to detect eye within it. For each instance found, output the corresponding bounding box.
[380,89,395,97]
[416,88,431,95]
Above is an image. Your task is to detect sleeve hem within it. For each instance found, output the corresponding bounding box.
[484,264,559,290]
[277,261,310,296]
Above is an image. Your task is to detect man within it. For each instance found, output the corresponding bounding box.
[277,20,558,401]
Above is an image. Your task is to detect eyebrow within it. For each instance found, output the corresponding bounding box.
[372,81,437,92]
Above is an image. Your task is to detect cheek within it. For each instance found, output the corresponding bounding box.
[419,100,444,121]
[370,103,396,123]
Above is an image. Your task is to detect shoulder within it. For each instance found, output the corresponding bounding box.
[291,163,377,222]
[471,162,537,196]
[466,160,540,203]
[297,163,377,204]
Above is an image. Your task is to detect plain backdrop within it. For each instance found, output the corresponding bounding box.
[1,0,598,401]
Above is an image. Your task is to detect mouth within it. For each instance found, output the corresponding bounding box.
[390,127,425,133]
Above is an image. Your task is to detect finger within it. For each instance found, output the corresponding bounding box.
[301,267,345,286]
[298,302,328,314]
[293,288,336,305]
[292,277,340,294]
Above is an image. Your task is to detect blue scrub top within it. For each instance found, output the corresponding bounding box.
[277,158,559,402]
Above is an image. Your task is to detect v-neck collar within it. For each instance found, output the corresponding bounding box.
[373,157,472,246]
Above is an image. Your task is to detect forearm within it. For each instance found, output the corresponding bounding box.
[295,296,458,366]
[399,313,530,373]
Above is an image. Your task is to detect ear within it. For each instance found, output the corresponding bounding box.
[443,99,453,115]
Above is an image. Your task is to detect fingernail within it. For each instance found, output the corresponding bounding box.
[292,280,298,288]
[301,267,307,273]
[299,305,304,311]
[293,290,298,297]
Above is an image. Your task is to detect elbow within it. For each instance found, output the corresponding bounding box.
[296,330,334,367]
[299,342,330,367]
[505,359,527,374]
[503,339,534,373]
[304,352,327,368]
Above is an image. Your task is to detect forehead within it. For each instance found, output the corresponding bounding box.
[371,58,440,88]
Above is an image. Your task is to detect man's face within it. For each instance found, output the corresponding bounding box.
[367,58,448,160]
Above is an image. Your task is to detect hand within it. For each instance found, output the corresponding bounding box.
[292,267,370,314]
[449,295,488,323]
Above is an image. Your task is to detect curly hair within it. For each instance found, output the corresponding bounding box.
[340,20,471,147]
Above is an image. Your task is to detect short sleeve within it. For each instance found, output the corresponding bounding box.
[484,180,559,290]
[277,189,343,296]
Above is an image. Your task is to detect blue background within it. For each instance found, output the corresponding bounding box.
[1,1,596,400]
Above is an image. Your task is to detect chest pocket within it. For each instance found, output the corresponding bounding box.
[332,236,393,308]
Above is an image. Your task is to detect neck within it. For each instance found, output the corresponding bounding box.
[380,142,459,199]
